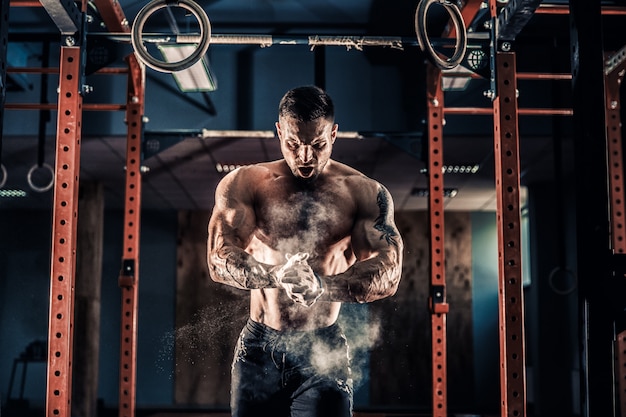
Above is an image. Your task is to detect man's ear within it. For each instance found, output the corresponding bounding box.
[275,121,282,138]
[331,123,338,143]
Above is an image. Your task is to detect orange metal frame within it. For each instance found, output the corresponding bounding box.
[426,63,450,417]
[5,0,623,415]
[424,1,528,415]
[491,51,527,417]
[117,53,144,417]
[17,0,145,416]
[45,45,83,417]
[428,52,529,417]
[605,49,626,417]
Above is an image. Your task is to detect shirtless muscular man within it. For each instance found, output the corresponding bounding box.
[207,85,404,417]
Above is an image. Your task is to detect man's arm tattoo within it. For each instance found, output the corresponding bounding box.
[374,188,399,246]
[321,187,403,303]
[209,247,276,289]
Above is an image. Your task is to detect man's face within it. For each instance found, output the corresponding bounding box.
[276,116,337,182]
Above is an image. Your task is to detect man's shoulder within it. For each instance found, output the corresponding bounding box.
[216,161,283,196]
[227,160,284,180]
[255,159,286,172]
[330,160,380,188]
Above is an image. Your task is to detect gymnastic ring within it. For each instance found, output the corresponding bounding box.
[548,266,577,296]
[415,0,467,70]
[131,0,211,73]
[0,164,7,189]
[27,163,54,193]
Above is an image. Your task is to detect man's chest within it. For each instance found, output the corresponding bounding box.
[253,184,356,247]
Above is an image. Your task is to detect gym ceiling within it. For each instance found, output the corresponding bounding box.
[2,0,626,211]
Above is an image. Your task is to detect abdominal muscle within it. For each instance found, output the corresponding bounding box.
[249,289,341,331]
[245,234,348,331]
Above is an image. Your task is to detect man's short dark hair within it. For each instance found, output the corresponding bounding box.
[278,85,335,122]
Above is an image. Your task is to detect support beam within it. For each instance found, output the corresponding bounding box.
[73,181,104,417]
[605,57,626,416]
[492,51,527,417]
[92,0,130,33]
[39,0,82,34]
[489,2,528,414]
[496,0,542,42]
[45,45,84,417]
[117,53,145,417]
[426,62,449,417]
[605,54,626,256]
[569,0,616,414]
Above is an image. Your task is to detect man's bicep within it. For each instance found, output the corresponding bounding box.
[209,210,241,250]
[352,184,402,259]
[209,173,256,249]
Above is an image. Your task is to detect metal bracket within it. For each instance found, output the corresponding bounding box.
[39,0,90,98]
[605,45,626,76]
[39,0,83,35]
[459,35,491,80]
[497,0,542,42]
[431,284,445,303]
[118,258,135,287]
[430,284,450,314]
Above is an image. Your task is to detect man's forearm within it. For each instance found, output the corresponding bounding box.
[322,256,402,303]
[208,247,278,289]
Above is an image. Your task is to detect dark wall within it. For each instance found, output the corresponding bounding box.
[526,181,580,417]
[470,211,501,411]
[171,210,485,411]
[0,206,501,413]
[0,209,52,409]
[369,211,476,410]
[0,195,580,415]
[3,44,424,138]
[0,208,177,410]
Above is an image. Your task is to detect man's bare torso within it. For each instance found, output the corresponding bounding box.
[243,160,367,330]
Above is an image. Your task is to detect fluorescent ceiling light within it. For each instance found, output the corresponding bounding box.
[158,45,217,92]
[419,164,480,175]
[443,164,480,174]
[0,189,28,198]
[411,188,459,198]
[215,163,243,173]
